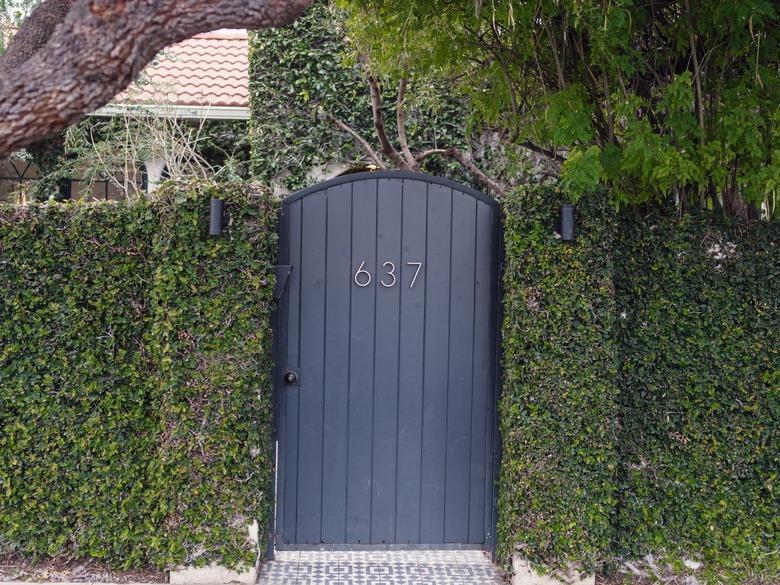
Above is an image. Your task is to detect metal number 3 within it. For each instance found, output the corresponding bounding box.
[381,262,396,288]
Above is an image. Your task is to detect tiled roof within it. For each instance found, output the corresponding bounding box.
[122,29,249,109]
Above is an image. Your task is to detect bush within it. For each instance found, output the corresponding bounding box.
[247,2,479,192]
[497,186,620,574]
[0,180,277,569]
[500,185,779,582]
[614,211,780,582]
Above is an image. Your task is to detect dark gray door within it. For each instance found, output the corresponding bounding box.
[275,172,499,547]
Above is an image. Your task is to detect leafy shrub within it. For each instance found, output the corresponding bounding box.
[0,180,276,569]
[247,2,480,192]
[614,211,780,582]
[497,186,620,574]
[499,186,779,583]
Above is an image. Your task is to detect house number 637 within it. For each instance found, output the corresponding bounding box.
[354,260,423,288]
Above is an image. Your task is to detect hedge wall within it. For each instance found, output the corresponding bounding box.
[497,186,620,574]
[247,1,478,192]
[0,180,277,569]
[499,186,779,583]
[614,212,779,582]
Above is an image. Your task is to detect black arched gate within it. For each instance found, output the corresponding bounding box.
[274,171,500,548]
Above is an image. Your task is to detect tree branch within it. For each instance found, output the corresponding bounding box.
[328,113,387,169]
[0,0,313,157]
[395,77,418,170]
[685,0,706,142]
[544,20,566,91]
[334,66,510,197]
[0,0,75,70]
[684,0,706,208]
[518,140,565,162]
[366,73,411,170]
[417,147,508,197]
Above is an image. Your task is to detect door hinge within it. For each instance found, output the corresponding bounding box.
[274,265,292,299]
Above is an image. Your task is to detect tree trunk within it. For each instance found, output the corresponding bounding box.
[0,0,312,157]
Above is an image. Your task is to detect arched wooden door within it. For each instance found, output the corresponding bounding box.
[274,171,500,548]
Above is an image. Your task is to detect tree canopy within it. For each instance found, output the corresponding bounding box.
[339,0,779,217]
[248,2,526,195]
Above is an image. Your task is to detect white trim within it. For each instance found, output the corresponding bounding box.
[92,103,250,120]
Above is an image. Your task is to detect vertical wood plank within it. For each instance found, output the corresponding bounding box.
[469,201,496,543]
[282,199,302,543]
[370,178,403,543]
[321,184,352,542]
[444,192,477,542]
[346,180,377,544]
[394,179,427,543]
[296,191,328,543]
[484,201,500,547]
[419,183,452,543]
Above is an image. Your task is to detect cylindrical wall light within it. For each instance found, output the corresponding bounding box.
[560,204,575,241]
[209,197,225,236]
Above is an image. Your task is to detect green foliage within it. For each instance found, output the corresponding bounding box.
[614,212,780,582]
[0,180,277,569]
[560,146,603,201]
[499,186,779,582]
[248,2,368,189]
[247,2,477,192]
[498,187,619,574]
[196,120,252,178]
[339,0,780,215]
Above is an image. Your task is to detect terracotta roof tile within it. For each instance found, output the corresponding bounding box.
[120,29,249,109]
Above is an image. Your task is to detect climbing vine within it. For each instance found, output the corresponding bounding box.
[247,1,529,193]
[0,179,277,569]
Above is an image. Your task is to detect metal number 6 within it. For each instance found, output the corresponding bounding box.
[354,260,371,287]
[381,261,396,287]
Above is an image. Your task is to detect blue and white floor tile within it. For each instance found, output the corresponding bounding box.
[257,550,505,584]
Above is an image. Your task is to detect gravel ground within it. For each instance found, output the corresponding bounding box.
[0,555,165,583]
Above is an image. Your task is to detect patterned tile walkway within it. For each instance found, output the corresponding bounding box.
[257,550,505,584]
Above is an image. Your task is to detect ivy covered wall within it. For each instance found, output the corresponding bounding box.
[499,188,779,583]
[0,157,775,585]
[247,2,479,193]
[0,180,276,569]
[614,212,779,582]
[498,187,619,574]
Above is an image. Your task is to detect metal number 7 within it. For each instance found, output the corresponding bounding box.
[407,262,423,288]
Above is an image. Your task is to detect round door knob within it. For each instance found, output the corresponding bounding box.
[284,371,298,385]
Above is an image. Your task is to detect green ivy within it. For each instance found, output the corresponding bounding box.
[247,2,476,192]
[614,211,780,583]
[499,186,779,583]
[497,187,620,575]
[0,179,277,569]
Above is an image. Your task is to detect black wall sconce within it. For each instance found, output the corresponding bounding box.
[559,203,576,241]
[209,197,226,236]
[57,178,72,201]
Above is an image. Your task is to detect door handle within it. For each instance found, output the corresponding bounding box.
[283,369,299,386]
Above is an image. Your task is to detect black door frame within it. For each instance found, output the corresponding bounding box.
[269,171,503,554]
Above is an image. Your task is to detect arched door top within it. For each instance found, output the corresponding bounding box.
[284,170,499,209]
